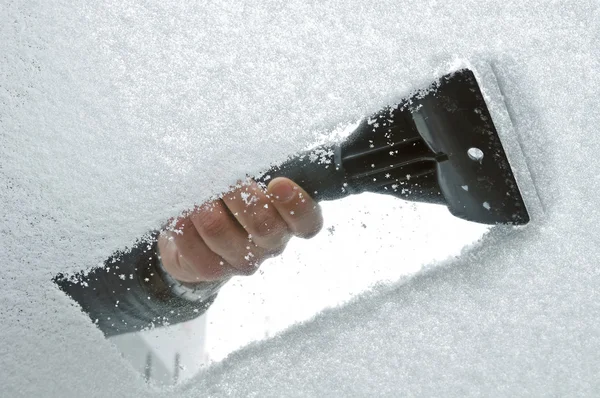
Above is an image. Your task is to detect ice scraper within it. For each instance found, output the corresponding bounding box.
[257,67,531,225]
[55,65,536,338]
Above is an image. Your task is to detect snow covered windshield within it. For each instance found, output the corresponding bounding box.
[2,1,599,396]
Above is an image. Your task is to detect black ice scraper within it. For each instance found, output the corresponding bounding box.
[257,68,530,225]
[55,65,537,338]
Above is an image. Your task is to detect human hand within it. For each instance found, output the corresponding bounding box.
[157,177,323,283]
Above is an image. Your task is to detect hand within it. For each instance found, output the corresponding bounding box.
[157,177,323,283]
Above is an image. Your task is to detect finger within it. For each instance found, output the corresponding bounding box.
[222,180,290,251]
[267,177,324,239]
[157,221,235,283]
[189,200,268,275]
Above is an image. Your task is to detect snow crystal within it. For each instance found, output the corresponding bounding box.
[1,0,599,397]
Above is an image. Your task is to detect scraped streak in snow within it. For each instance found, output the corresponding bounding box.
[1,0,599,396]
[204,196,487,362]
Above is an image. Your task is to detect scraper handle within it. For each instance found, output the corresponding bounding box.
[255,145,350,202]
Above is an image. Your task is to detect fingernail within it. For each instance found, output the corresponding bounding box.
[270,179,295,202]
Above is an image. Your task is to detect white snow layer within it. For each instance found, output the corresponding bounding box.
[1,0,599,396]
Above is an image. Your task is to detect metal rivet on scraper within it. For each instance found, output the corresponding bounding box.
[467,147,484,163]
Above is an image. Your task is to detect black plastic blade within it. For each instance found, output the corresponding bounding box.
[409,70,529,225]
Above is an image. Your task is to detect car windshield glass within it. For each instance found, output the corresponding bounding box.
[55,116,489,384]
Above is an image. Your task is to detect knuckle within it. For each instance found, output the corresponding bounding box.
[194,211,227,238]
[265,245,286,258]
[252,212,284,240]
[233,260,259,276]
[242,264,259,275]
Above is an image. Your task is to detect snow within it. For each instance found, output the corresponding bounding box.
[1,0,599,396]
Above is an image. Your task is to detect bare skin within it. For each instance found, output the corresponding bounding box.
[157,177,323,283]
